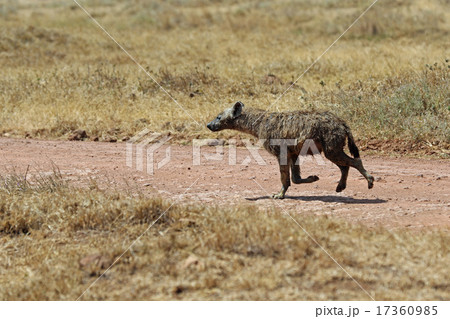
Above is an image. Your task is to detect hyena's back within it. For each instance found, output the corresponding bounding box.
[253,110,351,153]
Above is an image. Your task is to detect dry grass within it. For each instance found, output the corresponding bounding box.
[0,0,448,152]
[0,171,448,300]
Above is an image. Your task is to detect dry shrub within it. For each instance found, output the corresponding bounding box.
[330,61,450,144]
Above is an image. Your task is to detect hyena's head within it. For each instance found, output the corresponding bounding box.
[207,101,244,132]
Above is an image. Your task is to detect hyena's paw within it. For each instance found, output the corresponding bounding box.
[336,183,346,192]
[271,192,285,199]
[292,175,319,184]
[367,175,374,189]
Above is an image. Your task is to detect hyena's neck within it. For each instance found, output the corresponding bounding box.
[231,109,265,137]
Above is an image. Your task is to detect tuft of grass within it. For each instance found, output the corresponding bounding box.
[0,165,68,195]
[0,178,448,300]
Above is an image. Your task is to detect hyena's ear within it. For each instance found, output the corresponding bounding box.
[232,101,244,118]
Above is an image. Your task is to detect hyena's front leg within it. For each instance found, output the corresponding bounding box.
[272,163,290,199]
[290,155,319,184]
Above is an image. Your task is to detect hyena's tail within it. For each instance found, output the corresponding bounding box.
[346,129,360,159]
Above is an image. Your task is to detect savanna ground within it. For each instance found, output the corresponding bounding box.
[0,0,449,300]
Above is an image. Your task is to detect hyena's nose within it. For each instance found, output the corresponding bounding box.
[206,122,213,130]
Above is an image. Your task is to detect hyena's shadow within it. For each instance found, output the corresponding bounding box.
[246,195,387,204]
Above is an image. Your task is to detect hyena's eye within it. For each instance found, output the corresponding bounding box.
[217,115,221,120]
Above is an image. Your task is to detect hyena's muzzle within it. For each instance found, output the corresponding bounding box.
[206,116,225,132]
[206,120,219,132]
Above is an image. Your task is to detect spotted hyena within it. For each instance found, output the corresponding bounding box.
[207,101,374,199]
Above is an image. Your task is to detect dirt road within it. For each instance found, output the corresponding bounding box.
[0,138,448,229]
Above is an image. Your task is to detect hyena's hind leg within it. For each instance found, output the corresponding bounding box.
[290,154,320,184]
[336,165,349,192]
[325,150,374,191]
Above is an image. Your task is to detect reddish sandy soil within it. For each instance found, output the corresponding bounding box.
[0,138,449,230]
